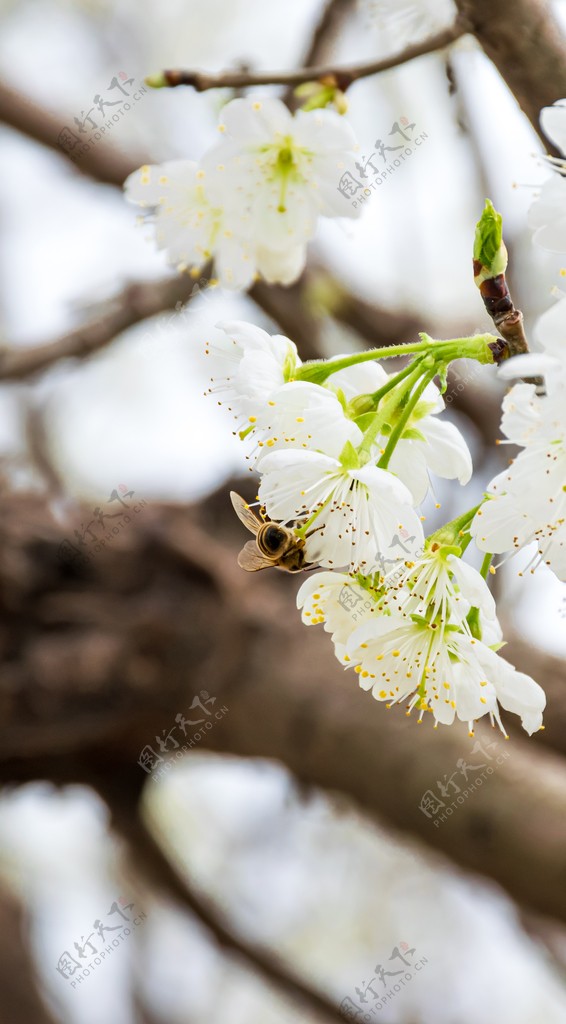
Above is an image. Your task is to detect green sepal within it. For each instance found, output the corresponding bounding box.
[353,412,379,433]
[466,606,482,641]
[282,347,298,381]
[401,427,426,442]
[339,440,360,470]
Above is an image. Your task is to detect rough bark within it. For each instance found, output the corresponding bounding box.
[455,0,566,150]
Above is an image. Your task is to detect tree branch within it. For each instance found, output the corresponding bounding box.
[0,79,148,187]
[454,0,566,153]
[146,22,466,93]
[0,275,207,381]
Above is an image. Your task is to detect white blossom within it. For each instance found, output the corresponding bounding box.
[258,449,424,574]
[201,96,361,282]
[124,160,255,289]
[204,320,300,421]
[471,308,566,580]
[528,99,566,253]
[388,545,498,631]
[297,572,379,662]
[361,0,457,43]
[327,366,473,504]
[346,610,545,736]
[251,381,363,463]
[204,322,361,460]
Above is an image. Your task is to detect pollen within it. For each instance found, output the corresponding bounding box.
[249,416,257,423]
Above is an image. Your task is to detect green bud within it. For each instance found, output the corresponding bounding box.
[348,393,378,417]
[145,72,168,88]
[294,78,347,114]
[473,199,508,283]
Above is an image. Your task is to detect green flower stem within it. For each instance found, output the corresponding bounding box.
[377,368,437,470]
[348,357,425,418]
[357,360,425,461]
[466,552,494,639]
[466,605,482,640]
[295,333,499,385]
[368,357,424,405]
[479,551,493,579]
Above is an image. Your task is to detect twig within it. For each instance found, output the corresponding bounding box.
[473,266,529,362]
[0,275,208,381]
[147,22,466,93]
[0,266,417,383]
[284,0,358,107]
[302,0,357,66]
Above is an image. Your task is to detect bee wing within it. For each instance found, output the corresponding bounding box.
[237,540,274,572]
[230,491,261,536]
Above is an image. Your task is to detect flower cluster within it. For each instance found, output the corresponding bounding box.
[471,291,566,581]
[124,97,360,288]
[207,320,546,737]
[297,546,544,737]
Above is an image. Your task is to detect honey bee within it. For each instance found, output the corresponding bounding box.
[230,491,317,573]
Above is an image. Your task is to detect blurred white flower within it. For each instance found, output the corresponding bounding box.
[201,96,361,282]
[124,160,255,288]
[258,449,424,573]
[361,0,457,43]
[528,99,566,253]
[125,98,362,287]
